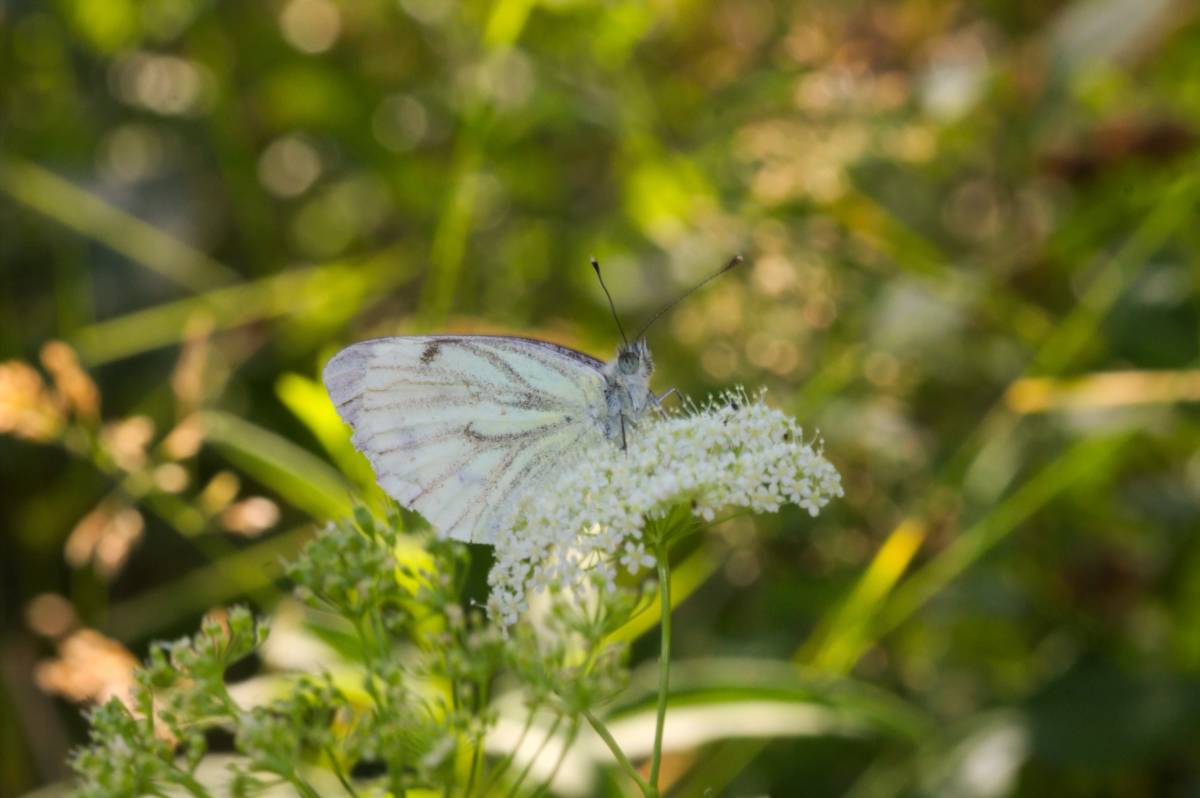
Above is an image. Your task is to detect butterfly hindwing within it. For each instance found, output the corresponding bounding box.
[324,335,607,542]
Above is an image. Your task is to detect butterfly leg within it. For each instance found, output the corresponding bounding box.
[619,414,627,451]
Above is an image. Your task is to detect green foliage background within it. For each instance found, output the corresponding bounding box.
[3,0,1200,795]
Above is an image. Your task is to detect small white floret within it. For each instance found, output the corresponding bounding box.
[486,389,843,626]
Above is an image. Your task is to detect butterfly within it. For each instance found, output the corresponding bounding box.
[324,256,741,543]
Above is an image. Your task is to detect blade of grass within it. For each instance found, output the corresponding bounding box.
[669,739,762,798]
[1005,368,1200,414]
[418,0,532,324]
[1033,171,1198,376]
[605,544,720,646]
[70,247,411,364]
[799,433,1128,677]
[104,525,313,639]
[275,373,383,498]
[612,658,933,744]
[828,189,950,280]
[0,155,239,291]
[798,520,926,674]
[825,189,1053,350]
[874,433,1129,640]
[200,410,355,521]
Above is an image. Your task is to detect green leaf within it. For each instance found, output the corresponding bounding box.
[0,154,238,292]
[275,372,384,503]
[69,247,413,364]
[200,410,354,521]
[606,657,933,746]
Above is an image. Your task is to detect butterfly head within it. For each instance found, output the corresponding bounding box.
[615,338,653,378]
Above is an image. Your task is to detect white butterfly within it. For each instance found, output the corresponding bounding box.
[324,256,739,544]
[324,334,658,542]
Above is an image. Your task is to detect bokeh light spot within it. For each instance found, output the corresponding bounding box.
[279,0,341,54]
[97,124,168,184]
[25,593,78,639]
[399,0,452,26]
[372,94,429,152]
[110,51,213,116]
[258,134,323,198]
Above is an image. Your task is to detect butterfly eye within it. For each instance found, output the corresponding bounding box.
[618,351,640,374]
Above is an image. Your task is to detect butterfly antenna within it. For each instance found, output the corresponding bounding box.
[591,256,629,348]
[634,254,744,341]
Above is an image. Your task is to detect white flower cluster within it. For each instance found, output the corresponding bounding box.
[486,389,844,627]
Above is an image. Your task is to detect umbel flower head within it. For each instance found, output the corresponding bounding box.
[487,389,844,627]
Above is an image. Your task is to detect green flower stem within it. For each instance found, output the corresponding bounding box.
[532,718,579,797]
[464,736,482,797]
[288,774,324,798]
[583,709,651,797]
[649,552,672,796]
[475,702,537,796]
[350,615,384,708]
[326,745,359,798]
[503,713,562,798]
[170,771,214,798]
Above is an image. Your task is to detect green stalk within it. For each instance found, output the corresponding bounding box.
[475,703,536,796]
[170,771,214,798]
[464,736,482,797]
[583,709,651,796]
[503,714,562,798]
[288,775,323,798]
[531,718,579,797]
[325,745,359,798]
[649,552,672,795]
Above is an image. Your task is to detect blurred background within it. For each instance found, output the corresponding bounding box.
[3,0,1200,795]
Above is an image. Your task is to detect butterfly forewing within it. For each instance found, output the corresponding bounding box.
[324,335,607,542]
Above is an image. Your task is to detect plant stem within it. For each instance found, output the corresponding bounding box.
[583,709,651,796]
[531,718,579,797]
[464,734,482,797]
[170,771,214,798]
[503,713,562,798]
[326,745,359,798]
[287,774,324,798]
[475,702,537,796]
[649,552,672,795]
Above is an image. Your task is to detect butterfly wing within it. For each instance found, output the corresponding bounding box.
[324,335,608,543]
